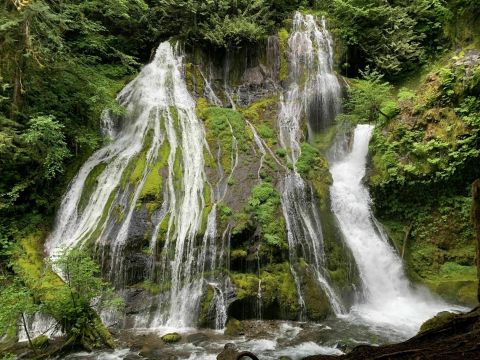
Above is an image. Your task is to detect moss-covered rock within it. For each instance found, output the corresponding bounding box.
[31,335,49,349]
[198,285,215,328]
[161,332,182,343]
[418,311,457,334]
[229,262,300,320]
[224,318,243,336]
[300,264,332,321]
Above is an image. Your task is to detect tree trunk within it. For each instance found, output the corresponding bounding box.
[21,312,39,356]
[11,56,24,118]
[471,179,480,303]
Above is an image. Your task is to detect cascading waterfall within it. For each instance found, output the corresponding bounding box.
[329,124,460,336]
[46,42,219,329]
[279,12,345,316]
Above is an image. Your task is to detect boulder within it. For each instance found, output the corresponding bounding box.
[161,332,181,343]
[217,343,259,360]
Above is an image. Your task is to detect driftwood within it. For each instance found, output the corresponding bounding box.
[217,343,259,360]
[303,306,480,360]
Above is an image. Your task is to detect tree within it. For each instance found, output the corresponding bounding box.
[42,248,122,350]
[0,277,40,355]
[321,0,450,78]
[21,116,70,180]
[340,69,395,123]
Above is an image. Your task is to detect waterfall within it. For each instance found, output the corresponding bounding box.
[329,124,461,336]
[45,42,218,329]
[279,12,345,317]
[287,12,342,136]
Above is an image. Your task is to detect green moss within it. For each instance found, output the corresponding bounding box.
[278,28,289,82]
[319,208,358,302]
[199,184,213,236]
[198,285,214,327]
[157,214,171,245]
[80,189,117,247]
[241,96,277,125]
[112,204,125,223]
[173,146,183,188]
[137,141,170,217]
[422,262,478,305]
[247,182,287,249]
[224,318,243,336]
[260,263,299,314]
[185,63,205,96]
[230,249,247,260]
[296,143,332,210]
[31,335,49,349]
[129,129,154,185]
[230,263,300,318]
[161,332,181,343]
[78,162,107,212]
[200,106,249,175]
[132,280,162,295]
[230,273,258,300]
[418,311,456,334]
[301,266,332,321]
[310,124,339,153]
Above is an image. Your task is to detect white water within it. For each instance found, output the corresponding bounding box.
[279,12,345,316]
[330,124,461,336]
[46,42,217,329]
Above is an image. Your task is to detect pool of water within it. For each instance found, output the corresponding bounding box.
[62,315,418,360]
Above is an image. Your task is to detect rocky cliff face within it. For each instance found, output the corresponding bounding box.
[50,25,359,330]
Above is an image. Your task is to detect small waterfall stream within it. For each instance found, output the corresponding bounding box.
[329,124,461,335]
[279,12,345,316]
[46,42,218,329]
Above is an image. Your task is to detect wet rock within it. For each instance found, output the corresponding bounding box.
[124,354,142,360]
[419,311,456,334]
[224,318,244,336]
[139,347,177,360]
[217,343,259,360]
[161,332,181,343]
[31,334,49,349]
[242,67,264,86]
[186,332,209,345]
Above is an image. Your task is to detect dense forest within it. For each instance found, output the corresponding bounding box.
[0,0,479,359]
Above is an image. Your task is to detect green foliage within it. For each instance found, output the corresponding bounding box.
[31,248,119,347]
[247,182,286,248]
[369,49,479,303]
[148,0,307,47]
[369,62,480,202]
[0,354,15,360]
[0,0,147,221]
[321,0,451,78]
[0,277,38,337]
[296,143,323,177]
[22,116,70,179]
[340,70,395,123]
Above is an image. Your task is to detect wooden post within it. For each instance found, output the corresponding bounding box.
[472,179,480,303]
